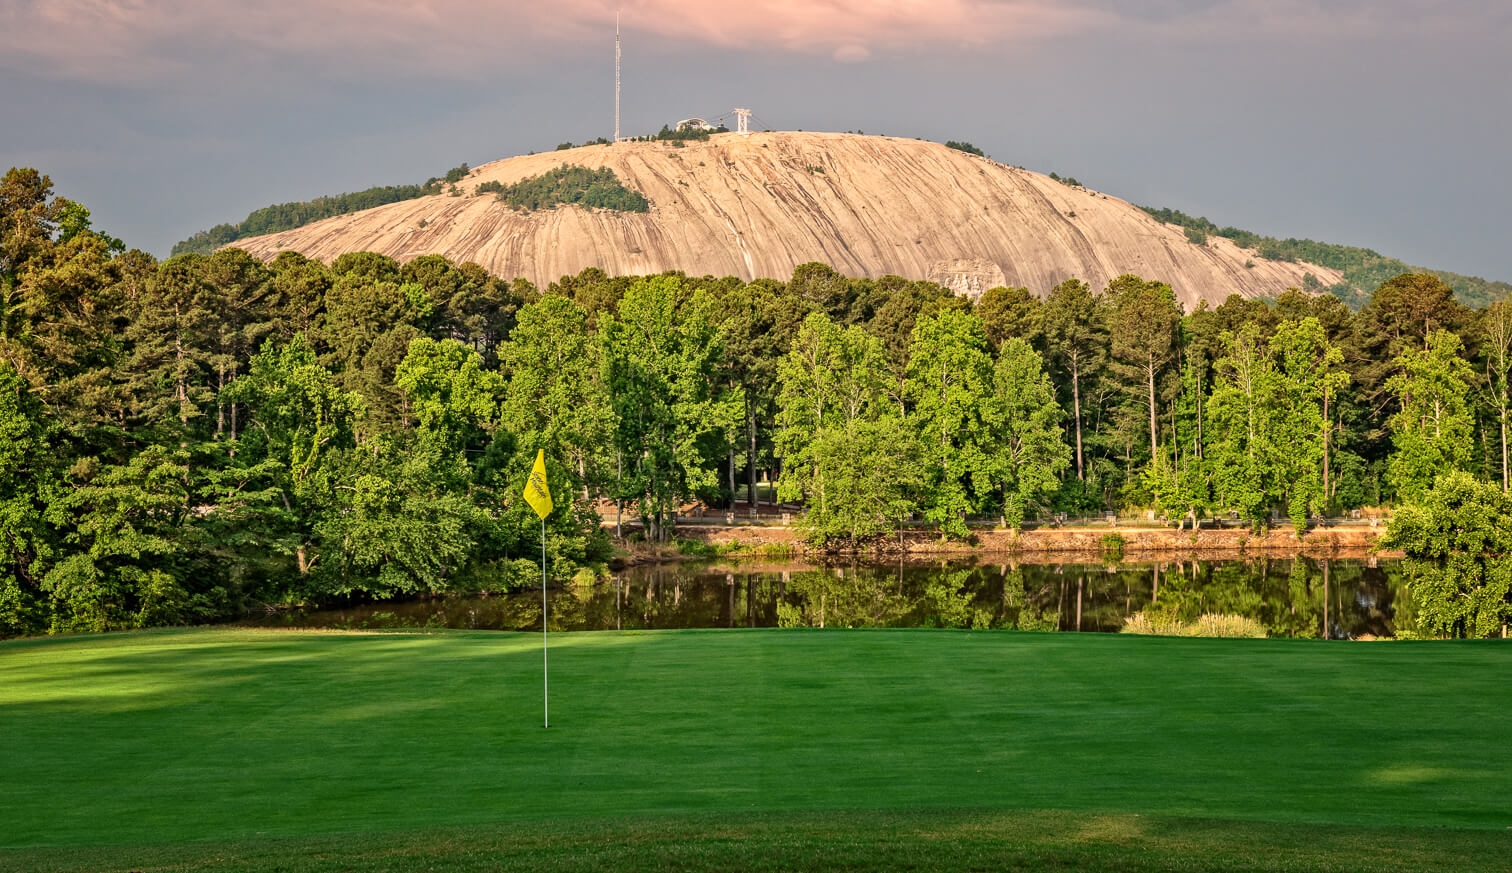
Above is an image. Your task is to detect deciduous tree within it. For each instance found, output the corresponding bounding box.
[990,338,1071,528]
[906,309,1000,537]
[600,276,742,541]
[776,312,920,545]
[1383,471,1512,638]
[500,296,613,498]
[1385,329,1474,503]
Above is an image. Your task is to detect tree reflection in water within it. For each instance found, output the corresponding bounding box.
[253,557,1409,638]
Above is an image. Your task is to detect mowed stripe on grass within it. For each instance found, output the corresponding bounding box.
[1,628,1507,850]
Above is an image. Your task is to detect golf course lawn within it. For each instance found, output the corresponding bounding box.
[2,627,1508,871]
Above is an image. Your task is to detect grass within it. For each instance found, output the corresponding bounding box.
[1123,611,1269,637]
[2,628,1508,870]
[9,810,1508,872]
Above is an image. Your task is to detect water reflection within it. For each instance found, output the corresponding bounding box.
[250,556,1410,638]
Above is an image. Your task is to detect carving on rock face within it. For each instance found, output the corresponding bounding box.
[928,258,1007,302]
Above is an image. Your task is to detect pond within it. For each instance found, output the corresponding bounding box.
[248,555,1411,639]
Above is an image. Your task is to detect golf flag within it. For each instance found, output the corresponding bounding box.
[527,448,554,728]
[525,449,553,520]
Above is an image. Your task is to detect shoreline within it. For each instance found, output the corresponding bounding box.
[656,523,1396,563]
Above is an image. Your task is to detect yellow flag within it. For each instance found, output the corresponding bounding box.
[524,449,554,520]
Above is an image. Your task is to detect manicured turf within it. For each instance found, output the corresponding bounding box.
[8,810,1510,873]
[2,628,1508,869]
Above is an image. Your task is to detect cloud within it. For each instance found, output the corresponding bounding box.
[2,0,1504,86]
[832,44,872,64]
[0,0,1103,84]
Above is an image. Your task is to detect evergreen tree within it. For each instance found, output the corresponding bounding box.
[1037,278,1108,481]
[126,254,219,433]
[976,285,1040,350]
[1107,274,1182,461]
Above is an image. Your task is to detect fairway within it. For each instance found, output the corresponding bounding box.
[2,628,1508,869]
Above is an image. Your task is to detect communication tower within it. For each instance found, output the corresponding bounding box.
[614,13,622,142]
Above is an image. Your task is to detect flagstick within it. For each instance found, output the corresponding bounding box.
[542,516,549,729]
[525,449,553,729]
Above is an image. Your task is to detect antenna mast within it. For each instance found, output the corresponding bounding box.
[614,12,621,143]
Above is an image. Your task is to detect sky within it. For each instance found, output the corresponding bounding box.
[4,0,1510,280]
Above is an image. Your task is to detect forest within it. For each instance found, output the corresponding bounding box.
[3,167,1510,638]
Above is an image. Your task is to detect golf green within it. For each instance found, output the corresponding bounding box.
[1,628,1507,859]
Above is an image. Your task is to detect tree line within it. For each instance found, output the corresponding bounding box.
[169,165,473,256]
[1140,205,1512,309]
[4,166,1510,637]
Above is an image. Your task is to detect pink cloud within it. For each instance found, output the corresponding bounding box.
[609,0,1104,53]
[1,0,1107,83]
[2,1,1500,85]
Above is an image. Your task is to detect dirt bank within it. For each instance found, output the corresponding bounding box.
[669,523,1395,562]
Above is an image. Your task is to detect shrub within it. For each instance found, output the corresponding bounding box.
[945,140,985,157]
[1191,614,1268,637]
[674,538,719,558]
[644,124,725,143]
[1121,611,1267,638]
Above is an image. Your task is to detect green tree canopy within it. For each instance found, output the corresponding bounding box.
[500,295,614,498]
[0,364,56,635]
[990,338,1071,528]
[1383,471,1512,638]
[1107,274,1181,458]
[1036,278,1108,481]
[776,312,921,546]
[905,309,1001,537]
[600,276,742,540]
[1385,329,1474,503]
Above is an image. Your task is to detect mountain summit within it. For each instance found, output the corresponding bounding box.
[234,131,1337,307]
